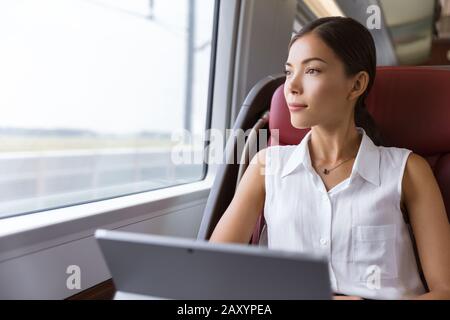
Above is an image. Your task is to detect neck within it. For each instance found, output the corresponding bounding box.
[308,124,361,165]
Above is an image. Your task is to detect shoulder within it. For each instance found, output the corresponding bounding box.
[405,152,431,171]
[378,145,410,159]
[403,152,434,185]
[402,153,436,202]
[377,145,413,170]
[251,148,267,167]
[385,149,433,187]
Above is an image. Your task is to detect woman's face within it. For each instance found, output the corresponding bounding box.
[284,33,356,129]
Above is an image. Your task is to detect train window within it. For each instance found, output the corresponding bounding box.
[0,0,216,218]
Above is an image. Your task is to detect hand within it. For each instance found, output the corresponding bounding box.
[333,295,363,300]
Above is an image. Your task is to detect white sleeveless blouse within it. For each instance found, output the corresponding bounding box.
[263,127,427,299]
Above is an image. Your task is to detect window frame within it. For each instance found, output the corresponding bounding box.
[0,0,240,299]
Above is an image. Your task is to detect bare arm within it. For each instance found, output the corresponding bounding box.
[402,153,450,300]
[209,149,267,244]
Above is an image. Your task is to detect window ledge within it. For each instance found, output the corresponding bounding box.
[0,175,214,263]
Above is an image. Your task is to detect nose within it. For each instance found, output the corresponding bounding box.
[286,75,302,96]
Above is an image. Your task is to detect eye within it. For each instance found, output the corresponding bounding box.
[284,69,292,76]
[305,68,320,75]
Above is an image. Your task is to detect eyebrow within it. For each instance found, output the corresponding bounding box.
[285,57,328,66]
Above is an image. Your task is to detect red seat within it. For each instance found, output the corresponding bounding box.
[251,66,450,244]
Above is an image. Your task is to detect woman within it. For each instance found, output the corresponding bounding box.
[209,17,450,300]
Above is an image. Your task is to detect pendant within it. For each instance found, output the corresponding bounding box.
[323,168,329,175]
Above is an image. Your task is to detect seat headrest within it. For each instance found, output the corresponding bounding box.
[366,67,450,156]
[268,85,309,146]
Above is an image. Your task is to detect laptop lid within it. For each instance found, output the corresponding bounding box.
[95,229,331,300]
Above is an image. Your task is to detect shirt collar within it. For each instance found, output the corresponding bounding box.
[280,130,313,178]
[280,127,380,186]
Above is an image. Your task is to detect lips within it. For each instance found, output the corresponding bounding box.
[287,103,307,112]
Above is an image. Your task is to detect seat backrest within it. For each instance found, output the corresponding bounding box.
[366,66,450,221]
[197,75,285,241]
[266,66,450,223]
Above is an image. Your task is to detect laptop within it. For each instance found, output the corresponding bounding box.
[95,229,332,300]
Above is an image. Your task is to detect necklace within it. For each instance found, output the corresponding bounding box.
[320,156,356,175]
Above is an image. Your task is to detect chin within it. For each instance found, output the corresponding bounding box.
[290,117,312,129]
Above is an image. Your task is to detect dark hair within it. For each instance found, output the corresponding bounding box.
[289,16,383,146]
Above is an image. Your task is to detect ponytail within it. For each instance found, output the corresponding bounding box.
[354,97,383,146]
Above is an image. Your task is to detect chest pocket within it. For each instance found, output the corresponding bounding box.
[352,224,398,282]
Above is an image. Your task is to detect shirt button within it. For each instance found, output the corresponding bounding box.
[320,238,329,246]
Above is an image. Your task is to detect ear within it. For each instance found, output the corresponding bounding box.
[348,71,369,101]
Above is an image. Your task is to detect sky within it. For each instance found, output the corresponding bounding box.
[0,0,214,136]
